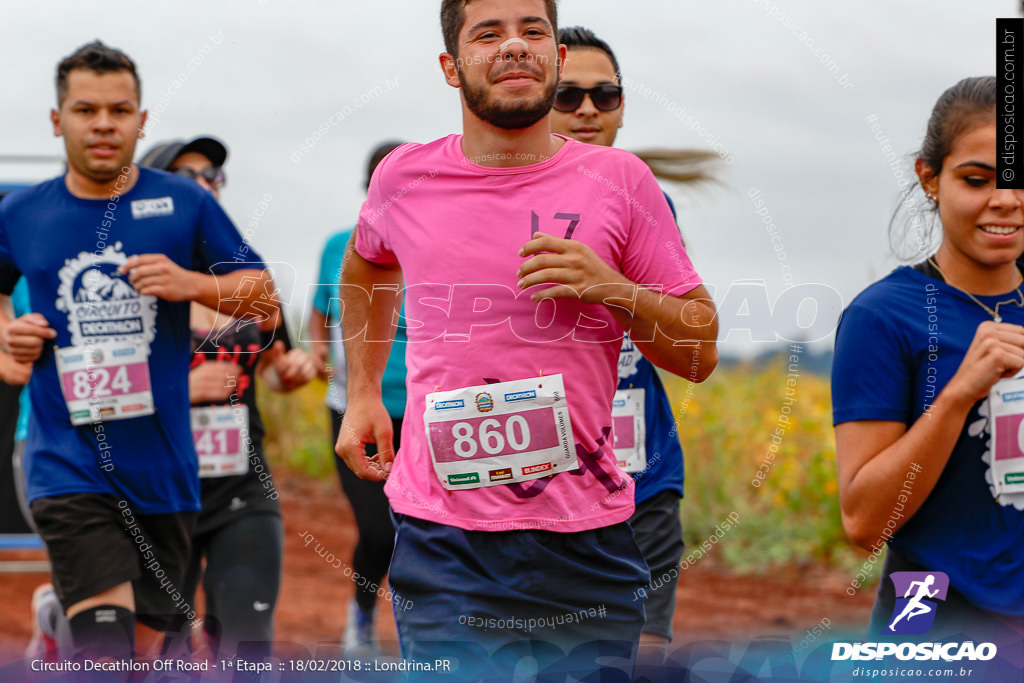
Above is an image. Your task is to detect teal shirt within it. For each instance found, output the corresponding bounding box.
[12,278,29,442]
[314,229,407,418]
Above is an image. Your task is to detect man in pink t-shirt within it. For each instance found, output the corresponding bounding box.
[336,0,718,677]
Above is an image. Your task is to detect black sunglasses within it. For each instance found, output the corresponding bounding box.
[553,85,623,113]
[173,166,226,188]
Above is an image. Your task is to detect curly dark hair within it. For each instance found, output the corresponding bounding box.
[56,40,140,106]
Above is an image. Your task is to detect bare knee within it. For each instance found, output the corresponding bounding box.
[66,582,134,620]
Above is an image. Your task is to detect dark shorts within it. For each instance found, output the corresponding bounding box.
[629,490,685,640]
[388,513,649,681]
[31,493,196,632]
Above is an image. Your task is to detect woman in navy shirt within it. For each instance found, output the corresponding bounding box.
[833,76,1024,661]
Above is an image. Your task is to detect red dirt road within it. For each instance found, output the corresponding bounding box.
[0,469,873,667]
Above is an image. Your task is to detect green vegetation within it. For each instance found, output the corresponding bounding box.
[666,358,869,576]
[258,358,872,578]
[258,377,335,480]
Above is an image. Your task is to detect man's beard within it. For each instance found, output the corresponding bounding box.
[458,66,557,131]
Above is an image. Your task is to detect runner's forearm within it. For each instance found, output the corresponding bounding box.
[838,388,974,550]
[191,268,281,326]
[607,284,718,381]
[340,240,403,401]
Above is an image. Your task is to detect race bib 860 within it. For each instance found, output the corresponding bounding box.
[424,375,578,490]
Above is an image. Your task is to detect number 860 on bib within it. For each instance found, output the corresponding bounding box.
[424,375,578,490]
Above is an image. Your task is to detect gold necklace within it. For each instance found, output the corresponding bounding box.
[927,257,1024,323]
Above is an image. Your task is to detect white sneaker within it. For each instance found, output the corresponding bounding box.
[25,584,64,662]
[341,599,378,659]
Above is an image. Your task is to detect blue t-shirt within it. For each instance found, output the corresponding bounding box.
[11,278,30,442]
[314,228,407,418]
[0,168,264,514]
[623,190,684,504]
[618,336,685,503]
[832,266,1024,616]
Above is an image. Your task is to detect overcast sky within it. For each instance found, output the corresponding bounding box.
[0,1,1013,354]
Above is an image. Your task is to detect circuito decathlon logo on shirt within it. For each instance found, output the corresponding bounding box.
[831,571,997,663]
[56,243,157,346]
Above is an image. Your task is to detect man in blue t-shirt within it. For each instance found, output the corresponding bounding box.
[0,41,277,662]
[549,27,689,654]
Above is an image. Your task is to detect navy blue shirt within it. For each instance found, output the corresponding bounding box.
[622,192,685,504]
[832,266,1024,616]
[618,336,685,503]
[0,168,263,514]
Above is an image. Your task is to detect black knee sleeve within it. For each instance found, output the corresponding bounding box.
[69,605,135,662]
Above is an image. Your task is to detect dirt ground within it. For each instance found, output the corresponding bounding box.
[0,469,874,669]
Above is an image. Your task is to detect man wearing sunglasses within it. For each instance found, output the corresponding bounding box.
[336,0,718,678]
[138,137,227,197]
[551,56,623,148]
[550,27,687,662]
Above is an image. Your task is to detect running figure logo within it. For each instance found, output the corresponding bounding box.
[885,571,949,635]
[205,271,280,348]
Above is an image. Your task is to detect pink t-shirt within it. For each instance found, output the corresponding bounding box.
[356,134,701,532]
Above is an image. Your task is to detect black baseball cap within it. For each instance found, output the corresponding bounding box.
[137,136,228,170]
